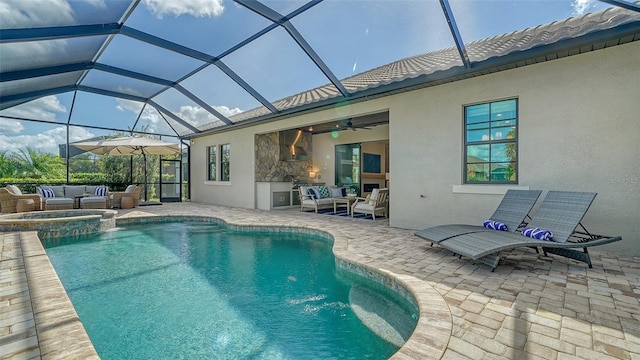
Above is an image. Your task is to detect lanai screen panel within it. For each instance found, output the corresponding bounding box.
[68,92,138,130]
[96,35,206,83]
[179,65,264,123]
[293,0,458,83]
[223,26,341,110]
[0,72,83,98]
[81,71,167,99]
[0,0,133,29]
[153,87,222,131]
[124,1,273,57]
[0,37,107,73]
[0,93,75,123]
[132,105,183,137]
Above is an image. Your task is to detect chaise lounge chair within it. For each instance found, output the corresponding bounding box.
[435,191,622,271]
[414,189,542,245]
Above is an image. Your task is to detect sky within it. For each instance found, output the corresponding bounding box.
[0,0,613,155]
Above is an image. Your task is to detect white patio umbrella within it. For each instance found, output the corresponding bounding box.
[71,136,181,201]
[72,136,180,156]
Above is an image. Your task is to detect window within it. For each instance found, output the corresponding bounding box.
[221,144,230,181]
[207,146,217,181]
[207,143,230,182]
[464,99,517,184]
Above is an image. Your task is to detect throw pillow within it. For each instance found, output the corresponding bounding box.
[95,186,108,196]
[307,188,318,199]
[483,220,508,231]
[521,227,554,241]
[330,187,343,198]
[6,185,21,195]
[39,187,55,198]
[341,188,347,197]
[125,185,136,193]
[318,186,330,198]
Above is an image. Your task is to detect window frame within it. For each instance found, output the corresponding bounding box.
[207,146,217,181]
[463,98,518,184]
[220,143,230,182]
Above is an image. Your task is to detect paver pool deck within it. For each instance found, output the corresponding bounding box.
[1,202,639,359]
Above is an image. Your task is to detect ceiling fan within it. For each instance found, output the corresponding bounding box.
[336,118,372,131]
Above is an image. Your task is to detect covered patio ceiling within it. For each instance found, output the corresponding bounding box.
[1,0,639,141]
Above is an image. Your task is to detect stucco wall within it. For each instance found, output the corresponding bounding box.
[190,41,639,255]
[389,41,639,255]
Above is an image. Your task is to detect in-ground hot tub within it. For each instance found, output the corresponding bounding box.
[0,209,117,239]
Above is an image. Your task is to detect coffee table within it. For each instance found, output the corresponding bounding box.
[333,196,357,215]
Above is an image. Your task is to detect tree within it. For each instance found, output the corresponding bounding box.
[13,147,65,179]
[0,151,18,178]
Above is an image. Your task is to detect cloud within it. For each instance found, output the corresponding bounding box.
[0,119,25,134]
[0,125,95,155]
[213,105,243,117]
[116,99,244,134]
[572,0,597,16]
[178,105,217,127]
[143,0,224,19]
[0,96,67,122]
[115,99,168,134]
[0,0,74,28]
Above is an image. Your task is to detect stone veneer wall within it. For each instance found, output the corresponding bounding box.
[255,131,312,182]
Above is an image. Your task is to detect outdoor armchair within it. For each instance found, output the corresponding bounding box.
[111,185,141,208]
[0,185,43,213]
[351,188,389,220]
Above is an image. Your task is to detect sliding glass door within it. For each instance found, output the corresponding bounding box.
[335,143,360,196]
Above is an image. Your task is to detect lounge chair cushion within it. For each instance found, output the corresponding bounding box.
[521,227,553,241]
[6,185,21,195]
[483,220,508,231]
[39,188,55,198]
[45,198,72,205]
[64,185,86,197]
[47,186,65,197]
[354,203,375,211]
[125,185,137,193]
[368,188,380,205]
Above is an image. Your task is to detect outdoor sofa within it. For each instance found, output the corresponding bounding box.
[417,191,622,271]
[298,185,350,213]
[36,184,110,210]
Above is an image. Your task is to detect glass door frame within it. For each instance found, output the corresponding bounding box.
[334,143,361,196]
[160,158,182,202]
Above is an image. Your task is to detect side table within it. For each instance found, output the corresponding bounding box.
[120,196,133,209]
[333,197,357,215]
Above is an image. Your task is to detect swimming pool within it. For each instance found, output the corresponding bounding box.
[43,221,418,359]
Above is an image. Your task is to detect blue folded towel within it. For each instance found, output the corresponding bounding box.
[521,227,554,241]
[483,220,508,231]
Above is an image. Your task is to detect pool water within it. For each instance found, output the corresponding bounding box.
[43,222,417,359]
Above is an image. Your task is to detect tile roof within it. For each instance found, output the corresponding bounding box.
[215,4,639,133]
